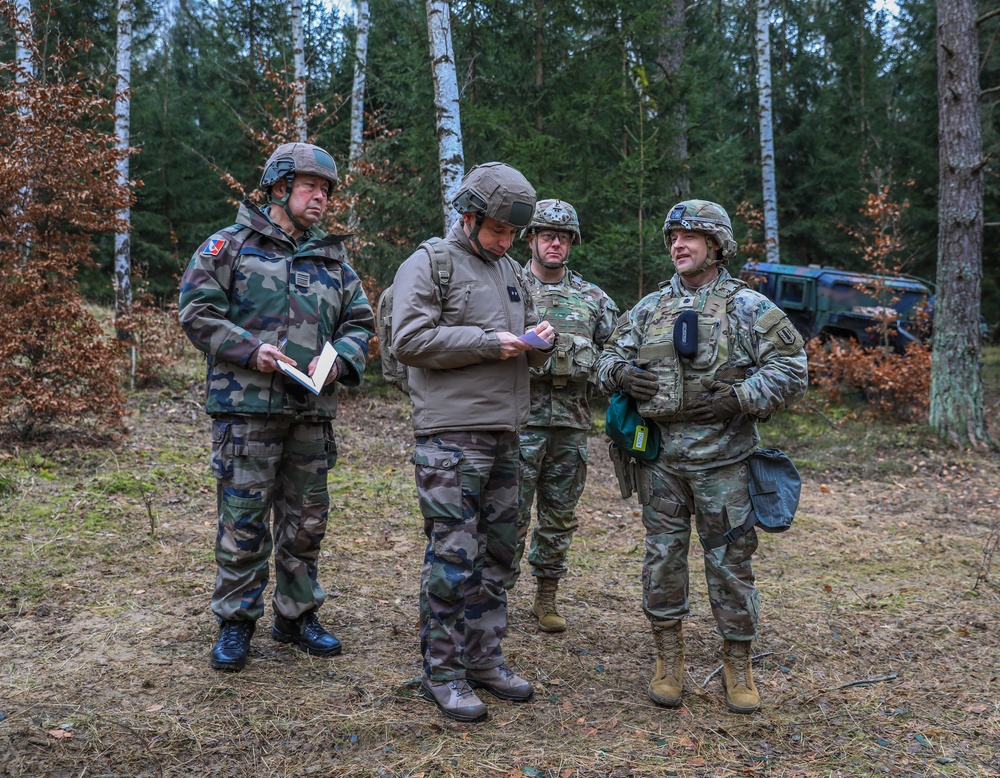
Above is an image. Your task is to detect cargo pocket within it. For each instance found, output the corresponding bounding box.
[412,444,465,522]
[210,420,234,480]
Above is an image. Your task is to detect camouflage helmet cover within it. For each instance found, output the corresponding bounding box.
[260,142,339,194]
[662,199,738,262]
[452,162,537,228]
[523,199,581,244]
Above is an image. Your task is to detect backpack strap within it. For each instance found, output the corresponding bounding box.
[420,237,452,297]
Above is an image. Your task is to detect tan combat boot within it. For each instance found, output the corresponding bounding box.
[531,577,567,632]
[647,619,684,707]
[721,639,760,713]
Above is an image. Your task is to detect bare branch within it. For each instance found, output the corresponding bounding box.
[978,8,1000,25]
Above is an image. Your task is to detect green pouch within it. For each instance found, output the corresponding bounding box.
[605,392,661,461]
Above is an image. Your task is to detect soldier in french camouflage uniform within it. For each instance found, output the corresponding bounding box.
[179,143,374,673]
[513,199,619,633]
[597,200,807,713]
[391,163,555,722]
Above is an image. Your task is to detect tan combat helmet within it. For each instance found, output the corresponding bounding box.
[662,199,738,266]
[452,162,536,260]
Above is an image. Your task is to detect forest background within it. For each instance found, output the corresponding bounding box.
[3,0,998,328]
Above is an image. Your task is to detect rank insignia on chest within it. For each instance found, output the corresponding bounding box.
[202,238,227,256]
[507,286,521,302]
[295,271,311,288]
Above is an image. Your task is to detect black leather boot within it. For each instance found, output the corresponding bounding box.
[272,611,342,656]
[210,619,255,672]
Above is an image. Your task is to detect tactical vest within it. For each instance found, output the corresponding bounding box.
[530,270,599,387]
[636,277,747,419]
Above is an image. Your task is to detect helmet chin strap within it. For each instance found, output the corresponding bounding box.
[468,212,505,261]
[270,175,309,235]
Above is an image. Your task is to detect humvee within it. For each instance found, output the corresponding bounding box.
[738,262,933,351]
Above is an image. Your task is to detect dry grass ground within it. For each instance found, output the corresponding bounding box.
[0,347,998,777]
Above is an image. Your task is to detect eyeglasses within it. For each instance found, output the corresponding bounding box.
[536,230,570,244]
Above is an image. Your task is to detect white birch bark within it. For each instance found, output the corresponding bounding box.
[15,0,34,82]
[756,0,780,263]
[115,0,133,342]
[14,0,34,261]
[291,0,308,141]
[349,0,370,172]
[426,0,465,230]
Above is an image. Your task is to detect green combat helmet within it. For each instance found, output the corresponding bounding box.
[260,142,339,233]
[662,199,738,265]
[453,162,536,260]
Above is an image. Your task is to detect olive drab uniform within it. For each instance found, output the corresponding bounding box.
[179,200,374,625]
[515,267,618,582]
[597,268,807,639]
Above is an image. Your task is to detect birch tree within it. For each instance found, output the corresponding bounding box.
[15,0,33,82]
[756,0,780,263]
[291,0,307,141]
[426,0,464,230]
[14,0,34,263]
[115,0,133,348]
[929,0,993,451]
[349,0,370,171]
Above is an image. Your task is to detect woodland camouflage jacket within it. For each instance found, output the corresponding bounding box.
[178,201,374,420]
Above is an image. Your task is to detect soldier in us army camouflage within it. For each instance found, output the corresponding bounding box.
[512,199,619,633]
[597,200,807,713]
[178,142,374,673]
[390,163,555,723]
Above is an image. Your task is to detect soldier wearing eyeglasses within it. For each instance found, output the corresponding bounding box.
[513,200,619,633]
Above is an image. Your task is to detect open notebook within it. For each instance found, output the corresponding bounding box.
[276,341,337,395]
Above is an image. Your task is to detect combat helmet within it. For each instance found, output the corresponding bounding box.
[260,142,339,232]
[662,199,738,264]
[453,162,536,260]
[523,199,581,245]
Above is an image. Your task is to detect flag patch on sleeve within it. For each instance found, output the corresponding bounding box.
[203,238,227,256]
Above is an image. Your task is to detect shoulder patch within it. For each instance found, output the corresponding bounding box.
[203,238,227,256]
[755,307,804,355]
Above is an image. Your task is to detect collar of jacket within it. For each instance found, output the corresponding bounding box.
[667,266,733,297]
[237,199,353,252]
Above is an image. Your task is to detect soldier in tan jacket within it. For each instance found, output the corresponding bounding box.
[392,163,555,722]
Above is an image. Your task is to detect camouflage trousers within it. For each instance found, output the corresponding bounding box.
[637,457,760,640]
[209,415,337,623]
[512,425,588,585]
[413,431,520,681]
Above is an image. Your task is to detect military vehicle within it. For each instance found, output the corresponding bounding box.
[738,262,934,351]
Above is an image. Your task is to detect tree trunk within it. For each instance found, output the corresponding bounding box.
[349,0,370,171]
[534,0,543,132]
[115,0,133,345]
[15,0,34,82]
[426,0,465,231]
[656,0,687,199]
[291,0,307,141]
[930,0,994,450]
[14,0,34,263]
[756,0,780,263]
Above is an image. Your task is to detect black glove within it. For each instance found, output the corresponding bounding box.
[685,379,742,423]
[617,361,659,401]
